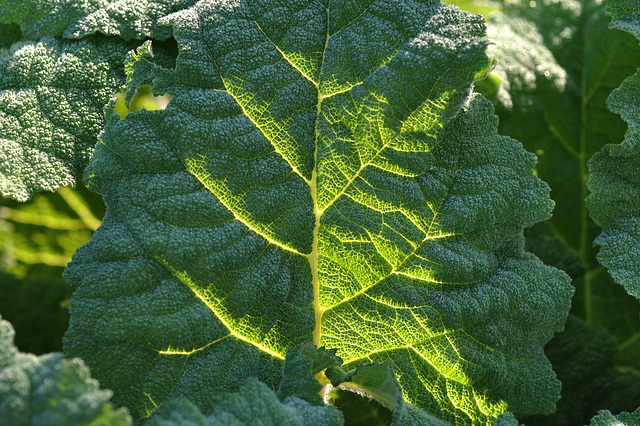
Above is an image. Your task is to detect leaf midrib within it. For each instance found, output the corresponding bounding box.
[312,0,331,347]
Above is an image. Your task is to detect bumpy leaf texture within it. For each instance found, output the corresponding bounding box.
[479,0,640,371]
[64,0,572,424]
[520,316,640,426]
[148,343,343,425]
[0,316,131,425]
[590,407,640,426]
[327,361,449,425]
[587,0,640,300]
[0,0,198,40]
[148,380,342,426]
[0,37,130,201]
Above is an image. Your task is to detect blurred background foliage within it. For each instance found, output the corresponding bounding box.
[0,183,103,353]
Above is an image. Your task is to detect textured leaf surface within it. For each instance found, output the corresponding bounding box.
[520,316,640,426]
[0,315,131,425]
[327,361,449,425]
[590,407,640,426]
[0,37,129,201]
[0,0,198,40]
[148,344,343,426]
[148,379,343,426]
[606,0,640,38]
[478,0,640,371]
[587,0,640,300]
[64,1,572,424]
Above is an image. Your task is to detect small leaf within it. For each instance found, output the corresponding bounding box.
[327,361,449,425]
[0,315,131,425]
[0,37,130,201]
[590,407,640,426]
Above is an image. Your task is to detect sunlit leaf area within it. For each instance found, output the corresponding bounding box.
[0,0,639,424]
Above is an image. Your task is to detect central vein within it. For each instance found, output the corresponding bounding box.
[312,9,331,347]
[311,91,325,347]
[310,168,322,347]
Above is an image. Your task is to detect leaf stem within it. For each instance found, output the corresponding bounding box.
[58,187,102,231]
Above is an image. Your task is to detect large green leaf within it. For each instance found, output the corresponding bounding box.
[477,0,640,371]
[587,0,640,300]
[0,0,198,40]
[0,37,130,201]
[64,1,572,424]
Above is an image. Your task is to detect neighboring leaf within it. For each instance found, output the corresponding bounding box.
[477,0,640,371]
[523,223,585,280]
[0,37,130,201]
[149,379,343,426]
[121,41,173,105]
[148,343,343,426]
[587,0,640,300]
[521,316,640,426]
[590,407,640,426]
[277,343,341,405]
[64,1,572,424]
[606,0,640,39]
[0,315,131,425]
[588,147,640,298]
[494,413,520,426]
[327,362,449,426]
[0,0,198,41]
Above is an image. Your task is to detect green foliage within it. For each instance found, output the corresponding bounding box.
[521,316,640,425]
[590,408,640,426]
[0,0,639,425]
[148,344,344,426]
[62,1,571,424]
[468,0,640,422]
[0,0,197,40]
[0,315,131,425]
[0,183,104,275]
[0,37,130,201]
[587,0,640,300]
[0,182,104,354]
[0,271,71,354]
